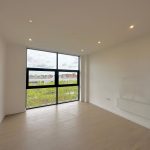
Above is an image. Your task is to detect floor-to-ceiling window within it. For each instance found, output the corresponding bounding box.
[26,49,80,109]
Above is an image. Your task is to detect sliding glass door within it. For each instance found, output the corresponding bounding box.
[26,49,80,109]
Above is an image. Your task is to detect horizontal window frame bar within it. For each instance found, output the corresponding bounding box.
[27,48,80,57]
[27,84,79,89]
[27,68,56,71]
[58,84,79,87]
[26,100,79,110]
[27,85,56,89]
[58,100,79,105]
[26,103,57,110]
[57,69,79,72]
[27,68,79,72]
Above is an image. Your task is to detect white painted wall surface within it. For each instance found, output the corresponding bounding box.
[80,55,85,102]
[0,37,6,122]
[89,34,150,129]
[5,43,26,115]
[80,55,89,102]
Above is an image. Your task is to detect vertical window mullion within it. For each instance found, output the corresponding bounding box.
[26,68,29,89]
[78,56,80,101]
[56,52,58,104]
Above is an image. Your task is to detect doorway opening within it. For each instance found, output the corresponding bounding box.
[26,49,80,109]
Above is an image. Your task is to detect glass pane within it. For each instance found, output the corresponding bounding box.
[59,72,77,85]
[58,86,78,103]
[27,88,56,108]
[29,71,55,86]
[58,54,79,70]
[27,49,56,69]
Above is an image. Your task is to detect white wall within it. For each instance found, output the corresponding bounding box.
[80,55,89,102]
[0,37,6,122]
[89,34,150,129]
[5,43,26,115]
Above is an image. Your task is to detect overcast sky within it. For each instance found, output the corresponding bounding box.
[27,49,78,70]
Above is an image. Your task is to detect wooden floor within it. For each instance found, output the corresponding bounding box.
[0,102,150,150]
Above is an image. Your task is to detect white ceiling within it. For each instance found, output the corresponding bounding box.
[0,0,150,55]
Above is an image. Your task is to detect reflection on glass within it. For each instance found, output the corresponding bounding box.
[29,71,55,86]
[27,88,56,108]
[27,49,56,69]
[59,72,77,85]
[58,86,78,103]
[58,54,79,70]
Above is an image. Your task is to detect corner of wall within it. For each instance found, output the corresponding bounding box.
[0,36,6,123]
[80,55,89,102]
[4,42,26,115]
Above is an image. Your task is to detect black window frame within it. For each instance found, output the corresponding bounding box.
[26,49,80,109]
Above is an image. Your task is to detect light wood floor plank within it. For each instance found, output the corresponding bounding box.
[0,102,150,150]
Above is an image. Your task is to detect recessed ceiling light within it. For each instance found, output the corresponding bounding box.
[129,25,134,29]
[81,49,84,52]
[29,19,33,23]
[28,38,32,42]
[98,41,101,44]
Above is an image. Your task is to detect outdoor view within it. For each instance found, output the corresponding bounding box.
[59,72,77,84]
[29,71,55,86]
[27,49,79,109]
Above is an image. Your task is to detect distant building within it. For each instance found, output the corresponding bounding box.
[29,73,77,84]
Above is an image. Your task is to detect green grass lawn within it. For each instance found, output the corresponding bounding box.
[27,80,78,108]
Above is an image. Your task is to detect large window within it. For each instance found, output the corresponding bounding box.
[26,49,80,109]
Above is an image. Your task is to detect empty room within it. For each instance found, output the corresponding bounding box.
[0,0,150,150]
